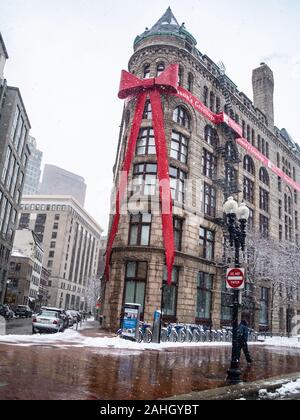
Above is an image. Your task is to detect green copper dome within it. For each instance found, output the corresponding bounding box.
[134,7,197,48]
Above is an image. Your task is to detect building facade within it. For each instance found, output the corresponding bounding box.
[23,136,42,195]
[39,266,50,307]
[103,8,300,333]
[18,196,103,310]
[39,164,87,207]
[11,229,44,309]
[0,34,31,303]
[0,33,8,115]
[6,250,33,307]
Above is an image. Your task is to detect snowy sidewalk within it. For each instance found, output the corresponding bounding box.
[261,335,300,350]
[0,320,299,352]
[0,320,234,350]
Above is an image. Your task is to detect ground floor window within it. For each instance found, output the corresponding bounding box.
[196,272,213,323]
[221,279,233,324]
[124,261,147,314]
[162,267,179,320]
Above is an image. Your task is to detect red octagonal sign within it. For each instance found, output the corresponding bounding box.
[226,268,245,290]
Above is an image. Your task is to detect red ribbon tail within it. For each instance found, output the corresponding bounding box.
[150,89,175,287]
[104,92,147,281]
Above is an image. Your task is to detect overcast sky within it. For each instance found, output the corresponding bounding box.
[0,0,299,233]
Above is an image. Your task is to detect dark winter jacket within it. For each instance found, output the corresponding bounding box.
[237,323,249,342]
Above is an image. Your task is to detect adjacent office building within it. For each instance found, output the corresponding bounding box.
[6,229,43,309]
[6,250,33,307]
[0,33,31,303]
[19,196,103,310]
[0,33,8,113]
[23,135,42,195]
[39,164,87,207]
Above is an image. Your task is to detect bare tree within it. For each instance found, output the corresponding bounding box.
[85,277,101,314]
[245,230,300,332]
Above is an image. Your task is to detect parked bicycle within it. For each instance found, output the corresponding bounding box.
[176,324,193,343]
[137,322,152,343]
[160,323,178,342]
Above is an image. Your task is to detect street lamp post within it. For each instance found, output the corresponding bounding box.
[223,197,250,384]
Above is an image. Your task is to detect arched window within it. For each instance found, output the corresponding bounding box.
[266,142,269,158]
[243,155,255,175]
[216,97,221,113]
[262,138,265,155]
[178,66,184,86]
[156,62,165,76]
[288,196,292,215]
[203,86,208,106]
[210,91,215,112]
[204,125,219,147]
[247,125,251,142]
[277,152,280,168]
[143,64,150,79]
[284,193,288,212]
[259,167,270,186]
[143,100,152,120]
[284,188,293,220]
[242,121,246,138]
[251,129,255,146]
[173,106,191,130]
[187,73,194,92]
[258,135,261,151]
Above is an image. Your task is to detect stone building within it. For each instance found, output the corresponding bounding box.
[0,33,31,303]
[18,196,103,310]
[103,8,300,333]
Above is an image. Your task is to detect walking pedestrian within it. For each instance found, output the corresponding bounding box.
[237,320,253,364]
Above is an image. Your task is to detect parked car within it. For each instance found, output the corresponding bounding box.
[66,310,78,327]
[15,305,32,318]
[0,304,11,318]
[32,310,65,334]
[3,305,14,319]
[41,307,69,329]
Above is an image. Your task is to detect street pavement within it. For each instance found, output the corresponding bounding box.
[0,324,300,400]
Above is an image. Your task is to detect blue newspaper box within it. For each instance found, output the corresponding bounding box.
[121,303,141,341]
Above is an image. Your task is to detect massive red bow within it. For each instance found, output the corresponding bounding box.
[104,64,179,285]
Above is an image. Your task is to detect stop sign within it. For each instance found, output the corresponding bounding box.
[226,268,245,290]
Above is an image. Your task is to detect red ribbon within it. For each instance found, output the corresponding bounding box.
[105,63,300,289]
[105,64,179,285]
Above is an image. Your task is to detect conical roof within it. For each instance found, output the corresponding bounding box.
[134,7,197,48]
[150,7,180,33]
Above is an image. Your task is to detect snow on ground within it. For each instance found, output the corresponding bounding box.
[259,378,300,399]
[260,335,300,350]
[0,320,299,351]
[0,325,234,350]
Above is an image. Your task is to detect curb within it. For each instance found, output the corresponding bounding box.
[165,372,300,400]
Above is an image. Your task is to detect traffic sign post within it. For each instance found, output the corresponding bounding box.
[226,268,245,290]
